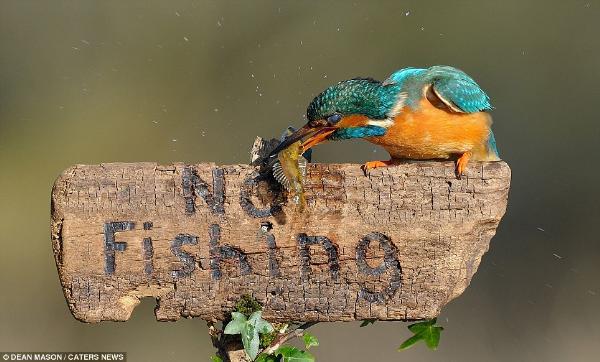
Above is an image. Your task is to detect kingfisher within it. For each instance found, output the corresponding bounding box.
[269,65,500,177]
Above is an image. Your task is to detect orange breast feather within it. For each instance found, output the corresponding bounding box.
[367,99,493,160]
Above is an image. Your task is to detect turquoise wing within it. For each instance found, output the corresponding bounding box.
[428,66,492,113]
[383,67,426,88]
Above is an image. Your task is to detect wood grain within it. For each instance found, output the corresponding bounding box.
[50,161,510,323]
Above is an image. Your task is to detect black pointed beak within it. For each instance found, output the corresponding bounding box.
[268,124,336,158]
[268,125,315,157]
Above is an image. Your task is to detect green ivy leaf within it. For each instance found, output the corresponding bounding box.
[398,318,444,351]
[223,310,274,360]
[250,311,274,334]
[360,319,376,327]
[210,356,223,362]
[255,353,279,362]
[241,323,259,360]
[302,332,319,349]
[274,346,314,362]
[398,334,423,350]
[224,312,247,335]
[424,324,442,349]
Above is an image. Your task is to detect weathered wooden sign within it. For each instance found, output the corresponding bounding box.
[51,161,510,323]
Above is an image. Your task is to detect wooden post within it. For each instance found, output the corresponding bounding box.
[51,160,510,327]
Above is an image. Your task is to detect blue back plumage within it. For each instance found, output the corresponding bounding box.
[384,67,427,88]
[385,66,492,113]
[384,68,426,109]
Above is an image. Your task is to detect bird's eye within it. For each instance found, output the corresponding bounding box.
[327,113,342,124]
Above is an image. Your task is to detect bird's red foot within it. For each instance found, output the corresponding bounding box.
[361,159,394,175]
[455,152,471,178]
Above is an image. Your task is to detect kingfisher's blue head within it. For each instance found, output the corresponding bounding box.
[269,78,403,155]
[306,78,400,121]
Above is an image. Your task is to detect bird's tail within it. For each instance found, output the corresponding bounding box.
[486,130,501,160]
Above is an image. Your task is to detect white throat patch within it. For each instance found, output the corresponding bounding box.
[366,118,395,128]
[387,92,408,118]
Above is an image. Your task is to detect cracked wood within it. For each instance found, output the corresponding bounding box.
[50,161,510,323]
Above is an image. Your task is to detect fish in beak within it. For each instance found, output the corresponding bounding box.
[268,123,336,157]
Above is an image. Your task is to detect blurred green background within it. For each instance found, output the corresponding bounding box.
[1,0,599,361]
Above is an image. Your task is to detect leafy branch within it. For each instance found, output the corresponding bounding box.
[256,346,315,362]
[261,322,318,356]
[398,318,444,351]
[210,296,444,361]
[360,318,444,352]
[210,295,319,361]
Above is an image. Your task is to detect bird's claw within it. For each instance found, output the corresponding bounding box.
[455,152,471,179]
[361,160,393,176]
